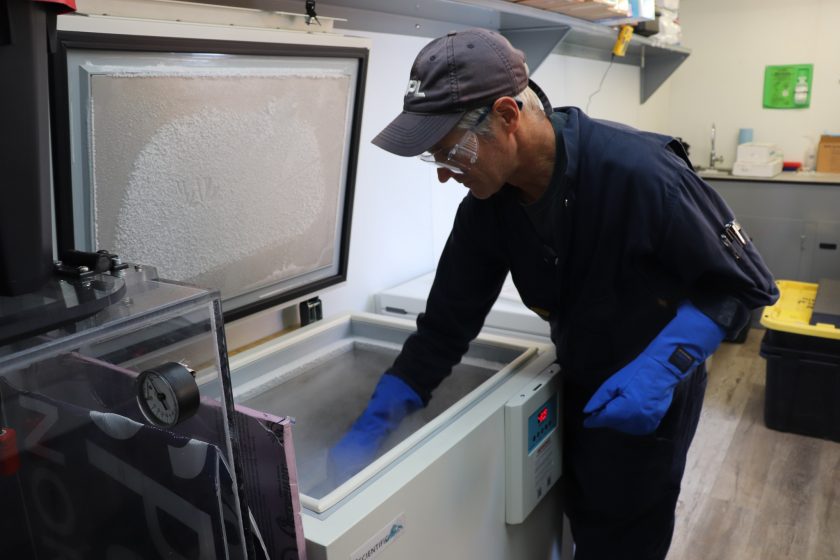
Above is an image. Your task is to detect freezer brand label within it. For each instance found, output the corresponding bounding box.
[350,513,407,560]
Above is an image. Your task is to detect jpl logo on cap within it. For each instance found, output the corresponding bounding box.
[405,79,426,98]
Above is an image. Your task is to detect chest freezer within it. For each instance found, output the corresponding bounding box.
[225,312,564,560]
[376,272,551,341]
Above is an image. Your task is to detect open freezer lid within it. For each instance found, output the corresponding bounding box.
[52,24,369,323]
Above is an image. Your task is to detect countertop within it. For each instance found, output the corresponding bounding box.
[697,169,840,185]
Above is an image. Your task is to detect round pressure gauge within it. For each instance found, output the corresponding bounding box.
[136,362,200,428]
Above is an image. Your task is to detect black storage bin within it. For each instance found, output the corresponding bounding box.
[760,329,840,442]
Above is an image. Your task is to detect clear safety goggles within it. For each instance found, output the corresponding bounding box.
[418,107,491,175]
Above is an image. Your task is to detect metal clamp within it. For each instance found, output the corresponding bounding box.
[724,221,749,247]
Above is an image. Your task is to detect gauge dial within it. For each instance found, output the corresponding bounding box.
[136,362,199,428]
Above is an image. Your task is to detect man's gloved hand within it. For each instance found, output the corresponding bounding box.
[327,372,423,482]
[583,301,725,435]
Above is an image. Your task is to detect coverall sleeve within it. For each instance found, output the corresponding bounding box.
[655,164,779,335]
[389,198,509,404]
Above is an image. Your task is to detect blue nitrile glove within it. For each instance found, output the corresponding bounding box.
[327,373,423,481]
[583,301,725,435]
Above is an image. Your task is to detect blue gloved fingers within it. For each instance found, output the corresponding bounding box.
[327,430,381,482]
[582,301,725,435]
[368,373,424,421]
[328,415,390,482]
[326,373,424,482]
[583,354,680,435]
[583,379,676,435]
[582,377,624,415]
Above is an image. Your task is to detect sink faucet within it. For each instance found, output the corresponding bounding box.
[709,122,724,168]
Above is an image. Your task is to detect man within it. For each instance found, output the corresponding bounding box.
[331,28,778,559]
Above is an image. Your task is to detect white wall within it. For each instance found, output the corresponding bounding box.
[318,30,441,315]
[667,0,840,169]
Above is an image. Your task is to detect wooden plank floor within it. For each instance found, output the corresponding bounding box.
[667,329,840,560]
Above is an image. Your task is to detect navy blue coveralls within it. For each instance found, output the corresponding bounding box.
[389,107,778,559]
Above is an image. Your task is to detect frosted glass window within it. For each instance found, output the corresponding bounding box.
[58,37,365,317]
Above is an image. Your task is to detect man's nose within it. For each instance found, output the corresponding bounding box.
[437,168,454,183]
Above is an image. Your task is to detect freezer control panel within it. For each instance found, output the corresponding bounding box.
[527,393,558,453]
[504,364,562,525]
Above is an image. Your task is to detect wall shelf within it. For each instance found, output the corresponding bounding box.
[182,0,690,103]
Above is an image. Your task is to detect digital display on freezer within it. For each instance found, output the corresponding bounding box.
[527,395,557,453]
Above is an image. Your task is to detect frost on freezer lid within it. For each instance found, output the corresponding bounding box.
[88,71,352,306]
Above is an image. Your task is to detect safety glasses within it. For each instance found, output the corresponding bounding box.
[418,106,491,174]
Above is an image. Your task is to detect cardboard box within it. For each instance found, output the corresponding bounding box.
[521,0,626,20]
[516,0,582,10]
[817,135,840,173]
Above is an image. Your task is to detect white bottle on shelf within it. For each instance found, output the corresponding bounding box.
[802,136,817,172]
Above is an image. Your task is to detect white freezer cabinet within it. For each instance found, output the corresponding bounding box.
[227,313,566,560]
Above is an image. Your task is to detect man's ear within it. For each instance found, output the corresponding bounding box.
[492,97,521,134]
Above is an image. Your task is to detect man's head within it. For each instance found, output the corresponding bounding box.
[373,28,553,200]
[372,28,537,157]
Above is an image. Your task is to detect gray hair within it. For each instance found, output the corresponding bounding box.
[454,86,545,136]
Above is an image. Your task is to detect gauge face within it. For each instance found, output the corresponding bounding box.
[138,372,180,427]
[136,363,200,428]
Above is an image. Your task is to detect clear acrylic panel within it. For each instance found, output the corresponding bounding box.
[0,267,248,559]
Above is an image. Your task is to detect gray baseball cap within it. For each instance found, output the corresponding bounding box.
[372,28,531,157]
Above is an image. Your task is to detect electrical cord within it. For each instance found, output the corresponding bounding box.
[585,54,615,114]
[305,0,320,25]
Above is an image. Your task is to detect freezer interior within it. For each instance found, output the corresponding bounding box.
[229,314,539,510]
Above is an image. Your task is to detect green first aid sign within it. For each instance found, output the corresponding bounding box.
[763,64,813,109]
